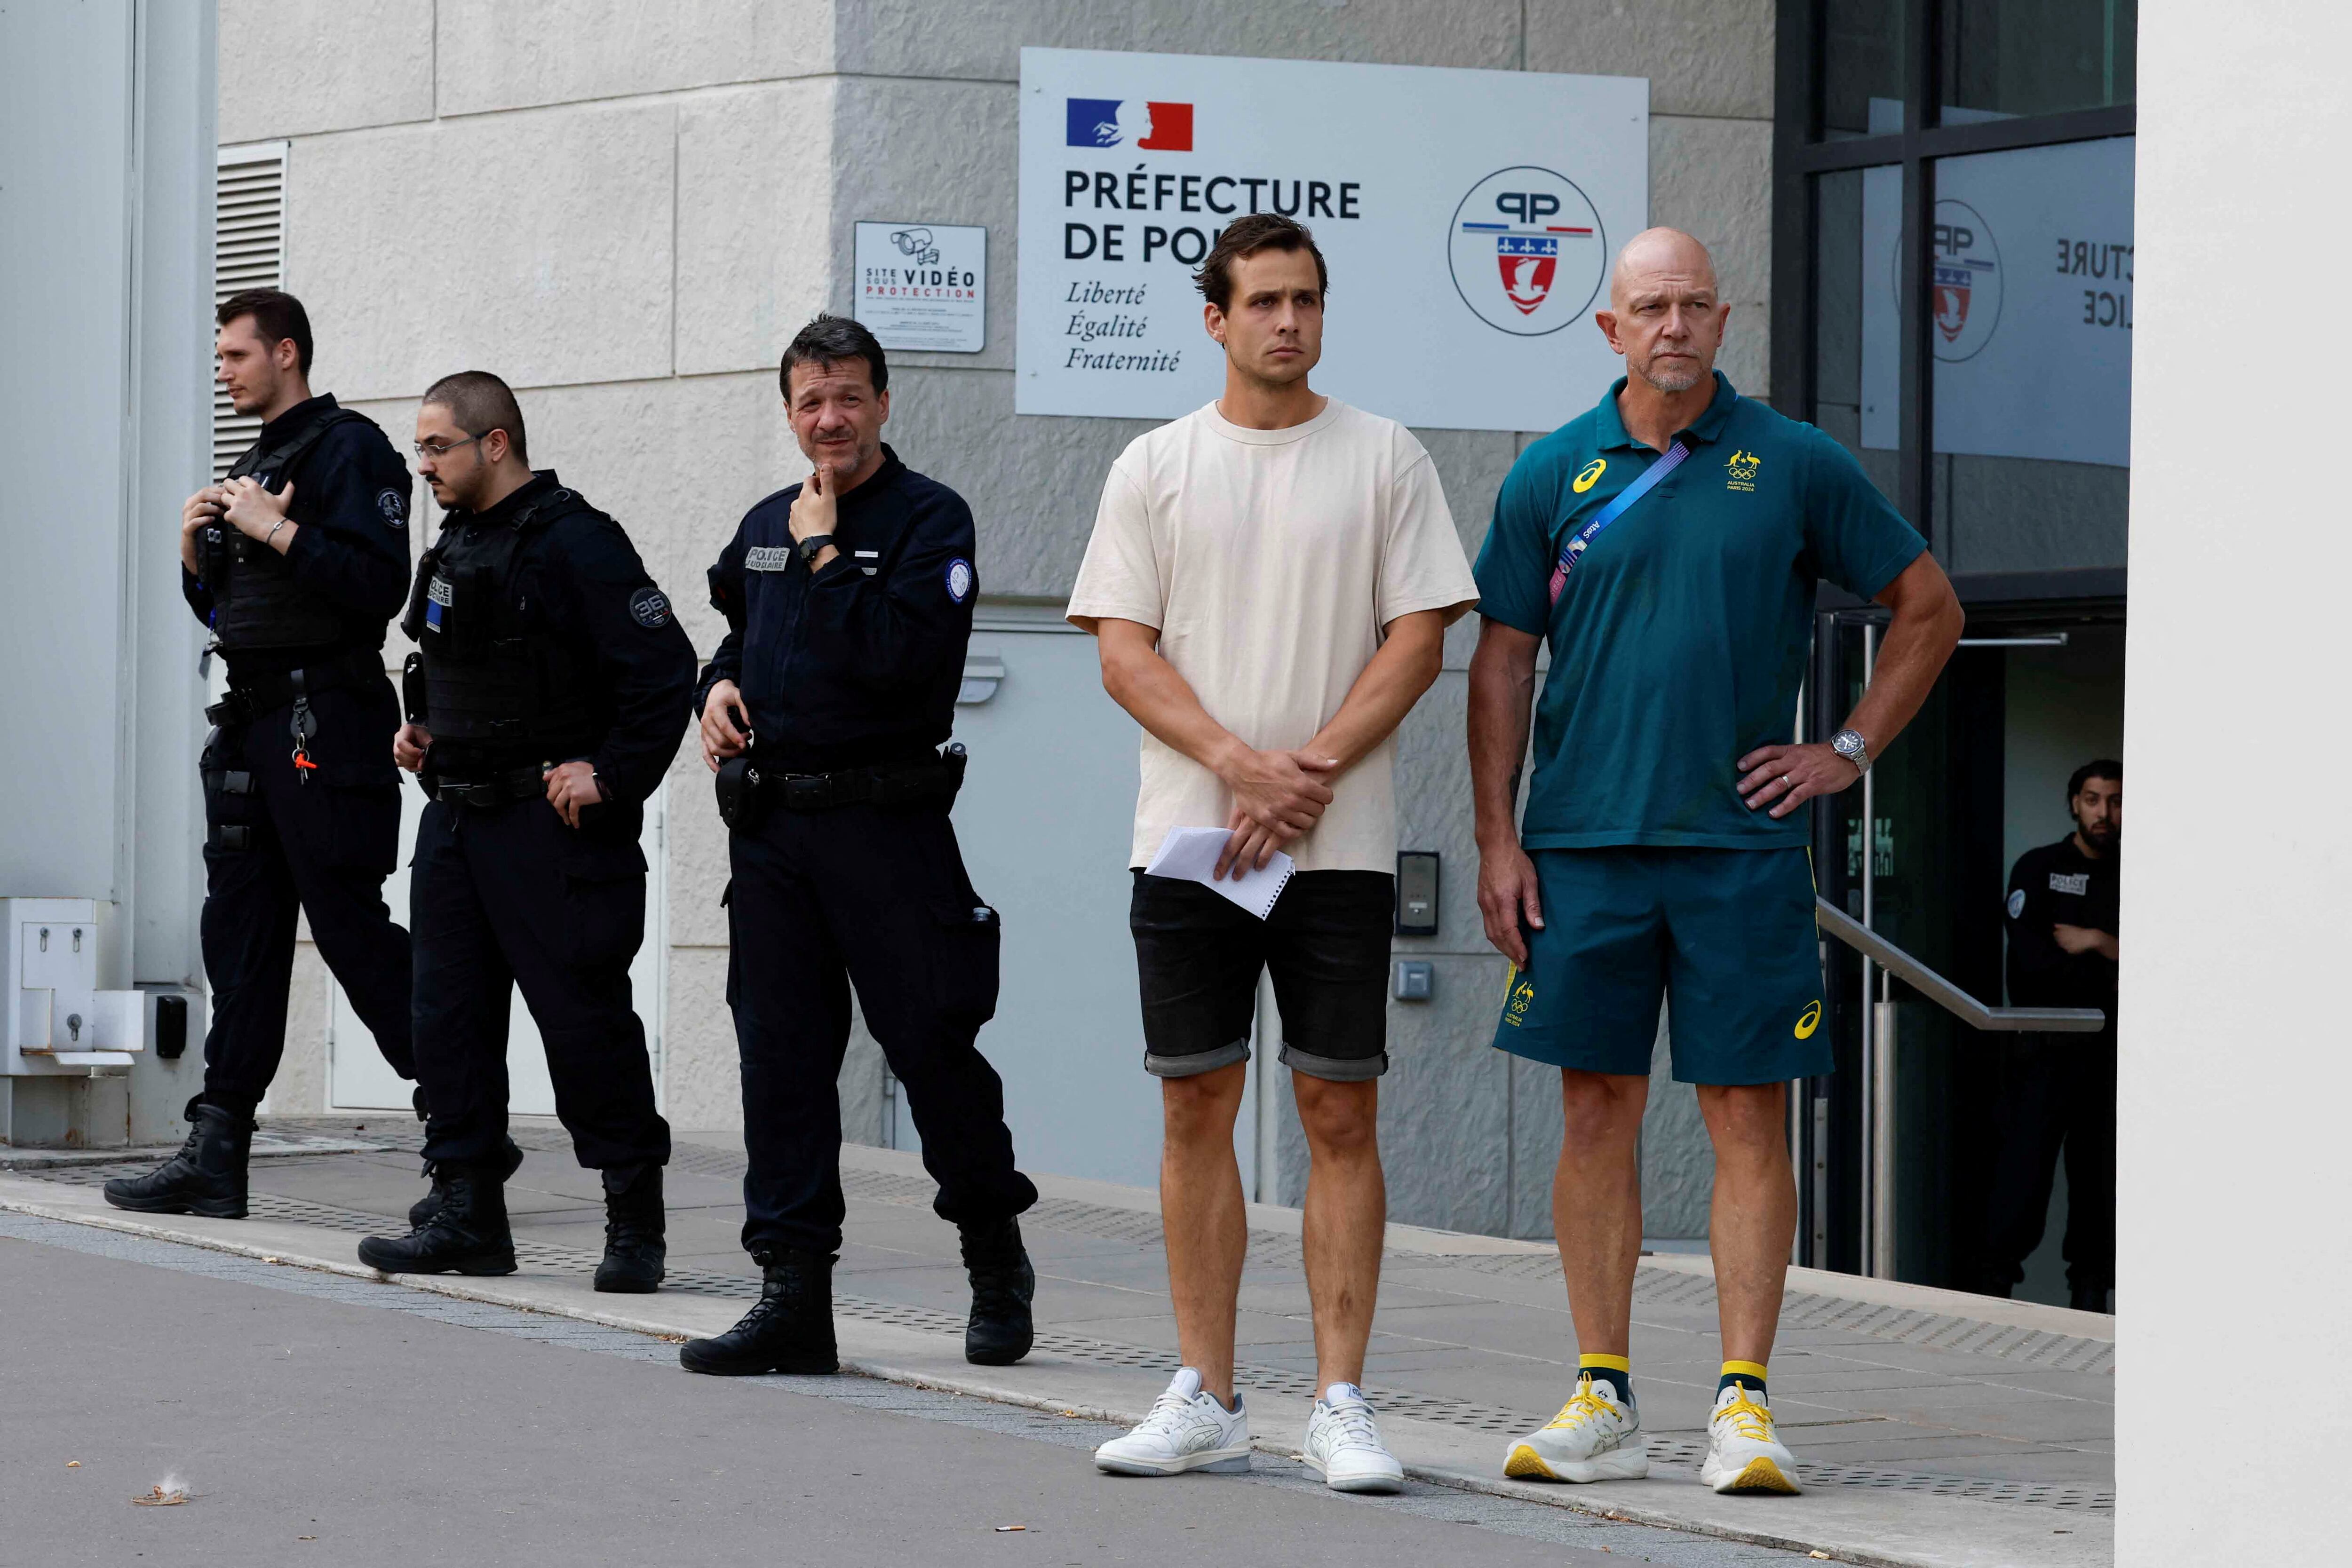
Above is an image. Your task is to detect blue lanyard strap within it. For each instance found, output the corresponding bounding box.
[1548,391,1733,608]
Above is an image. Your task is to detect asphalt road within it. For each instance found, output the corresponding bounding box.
[0,1218,1806,1568]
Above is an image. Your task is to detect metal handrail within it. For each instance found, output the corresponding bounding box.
[1814,897,2106,1033]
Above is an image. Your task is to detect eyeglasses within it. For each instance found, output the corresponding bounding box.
[412,433,485,461]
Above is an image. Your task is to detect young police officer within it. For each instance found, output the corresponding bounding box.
[108,290,416,1220]
[356,372,695,1292]
[685,316,1038,1376]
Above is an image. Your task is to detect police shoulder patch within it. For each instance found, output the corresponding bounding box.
[628,586,673,628]
[2006,889,2026,920]
[945,557,975,604]
[377,487,408,529]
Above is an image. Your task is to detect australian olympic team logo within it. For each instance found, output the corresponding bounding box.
[1448,167,1605,337]
[1907,198,2002,362]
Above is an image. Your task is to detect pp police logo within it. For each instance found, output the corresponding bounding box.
[1448,167,1605,337]
[944,558,975,604]
[2007,889,2027,920]
[628,587,672,628]
[1905,198,2002,362]
[376,487,407,529]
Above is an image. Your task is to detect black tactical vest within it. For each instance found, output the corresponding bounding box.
[402,487,602,761]
[209,407,369,651]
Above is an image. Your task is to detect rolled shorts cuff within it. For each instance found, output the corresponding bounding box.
[1277,1041,1389,1083]
[1144,1037,1252,1079]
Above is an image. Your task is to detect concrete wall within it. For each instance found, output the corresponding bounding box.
[222,0,1774,1235]
[2122,2,2350,1558]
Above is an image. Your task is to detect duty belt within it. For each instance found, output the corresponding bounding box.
[429,766,548,808]
[204,650,383,727]
[715,745,967,832]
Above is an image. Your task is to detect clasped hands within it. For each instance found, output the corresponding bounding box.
[1213,741,1339,881]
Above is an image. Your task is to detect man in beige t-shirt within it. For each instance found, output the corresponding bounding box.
[1067,214,1477,1493]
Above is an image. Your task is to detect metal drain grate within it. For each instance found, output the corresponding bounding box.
[99,1127,2122,1377]
[21,1165,2110,1513]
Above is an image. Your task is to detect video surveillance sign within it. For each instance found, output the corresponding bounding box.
[854,222,986,353]
[1017,48,1647,431]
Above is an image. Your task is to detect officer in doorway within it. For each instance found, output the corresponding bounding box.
[1978,759,2121,1311]
[683,315,1038,1377]
[355,372,695,1292]
[108,289,416,1221]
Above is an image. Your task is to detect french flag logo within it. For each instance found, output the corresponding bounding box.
[1065,98,1194,151]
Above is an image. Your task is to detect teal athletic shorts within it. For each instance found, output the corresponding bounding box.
[1491,846,1830,1085]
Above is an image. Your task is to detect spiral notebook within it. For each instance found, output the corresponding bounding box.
[1143,826,1295,920]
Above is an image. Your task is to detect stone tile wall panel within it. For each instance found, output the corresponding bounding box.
[219,0,434,143]
[435,0,830,116]
[834,0,1523,82]
[287,103,676,402]
[1526,0,1775,120]
[676,82,837,377]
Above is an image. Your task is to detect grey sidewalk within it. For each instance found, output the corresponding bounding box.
[1,1118,2113,1568]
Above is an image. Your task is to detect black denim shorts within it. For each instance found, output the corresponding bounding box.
[1128,868,1393,1083]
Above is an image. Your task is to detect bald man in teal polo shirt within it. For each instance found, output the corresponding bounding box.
[1469,228,1963,1496]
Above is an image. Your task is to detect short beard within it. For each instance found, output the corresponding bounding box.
[1636,359,1703,394]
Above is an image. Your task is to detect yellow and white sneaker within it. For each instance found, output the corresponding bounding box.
[1700,1384,1802,1494]
[1502,1374,1649,1482]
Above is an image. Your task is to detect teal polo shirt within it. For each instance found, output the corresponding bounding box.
[1474,372,1926,850]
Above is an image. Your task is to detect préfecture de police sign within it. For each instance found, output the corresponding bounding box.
[1017,48,1647,432]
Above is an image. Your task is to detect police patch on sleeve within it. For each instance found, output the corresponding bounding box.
[2006,889,2026,920]
[629,586,673,628]
[945,558,975,604]
[377,488,408,529]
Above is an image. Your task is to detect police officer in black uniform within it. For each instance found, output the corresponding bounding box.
[1979,758,2121,1310]
[108,289,417,1221]
[355,371,695,1292]
[681,316,1038,1377]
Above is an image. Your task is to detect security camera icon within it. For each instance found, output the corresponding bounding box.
[890,228,941,267]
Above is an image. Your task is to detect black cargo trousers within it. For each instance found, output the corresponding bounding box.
[726,797,1036,1257]
[409,792,670,1173]
[199,671,414,1114]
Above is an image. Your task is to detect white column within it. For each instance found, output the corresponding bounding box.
[2123,3,2352,1559]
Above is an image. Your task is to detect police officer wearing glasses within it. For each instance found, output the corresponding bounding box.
[355,371,695,1292]
[683,315,1038,1378]
[108,289,418,1222]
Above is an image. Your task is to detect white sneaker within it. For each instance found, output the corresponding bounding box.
[1301,1383,1405,1494]
[1093,1368,1252,1476]
[1700,1383,1802,1494]
[1502,1373,1649,1482]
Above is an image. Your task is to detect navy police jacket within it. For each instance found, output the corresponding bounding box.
[698,446,977,771]
[181,393,413,677]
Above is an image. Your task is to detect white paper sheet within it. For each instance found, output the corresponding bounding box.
[1142,826,1295,920]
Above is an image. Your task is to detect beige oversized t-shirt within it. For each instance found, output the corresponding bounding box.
[1067,399,1479,874]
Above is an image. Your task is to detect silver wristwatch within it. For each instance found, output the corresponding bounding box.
[1830,728,1871,776]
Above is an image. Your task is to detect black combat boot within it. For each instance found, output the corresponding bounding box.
[357,1166,517,1276]
[679,1250,837,1375]
[960,1216,1035,1366]
[103,1101,251,1219]
[407,1138,525,1228]
[593,1164,666,1294]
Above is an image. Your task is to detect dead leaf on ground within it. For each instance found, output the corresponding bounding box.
[65,1460,79,1468]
